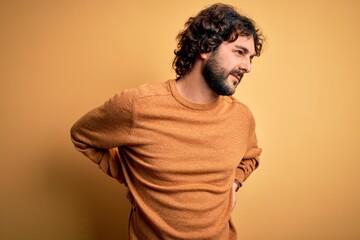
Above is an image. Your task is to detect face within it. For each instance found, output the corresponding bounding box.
[202,35,256,96]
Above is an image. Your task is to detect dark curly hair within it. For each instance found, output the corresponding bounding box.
[173,3,264,79]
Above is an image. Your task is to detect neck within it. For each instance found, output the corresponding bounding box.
[176,61,219,104]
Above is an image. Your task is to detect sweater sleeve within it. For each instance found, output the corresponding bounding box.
[235,110,262,187]
[70,91,134,184]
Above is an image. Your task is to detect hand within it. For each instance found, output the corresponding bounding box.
[232,182,237,211]
[126,187,136,210]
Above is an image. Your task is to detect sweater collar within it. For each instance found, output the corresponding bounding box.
[168,79,223,110]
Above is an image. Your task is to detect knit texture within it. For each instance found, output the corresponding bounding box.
[71,79,261,240]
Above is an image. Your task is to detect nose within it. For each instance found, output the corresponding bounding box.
[239,57,251,73]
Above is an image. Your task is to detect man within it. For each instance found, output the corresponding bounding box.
[71,3,263,240]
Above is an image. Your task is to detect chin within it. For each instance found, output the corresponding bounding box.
[219,88,235,96]
[226,84,237,95]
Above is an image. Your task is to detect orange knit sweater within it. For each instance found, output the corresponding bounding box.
[71,79,261,240]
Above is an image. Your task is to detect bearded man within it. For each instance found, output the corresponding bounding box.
[71,3,264,239]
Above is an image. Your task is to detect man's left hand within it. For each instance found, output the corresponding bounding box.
[232,182,237,211]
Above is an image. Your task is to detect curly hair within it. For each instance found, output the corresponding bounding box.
[173,3,264,79]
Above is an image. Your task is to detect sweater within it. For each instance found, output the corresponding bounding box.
[70,79,262,240]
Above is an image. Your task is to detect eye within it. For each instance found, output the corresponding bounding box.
[235,50,244,56]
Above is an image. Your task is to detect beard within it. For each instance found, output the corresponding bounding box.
[202,54,243,96]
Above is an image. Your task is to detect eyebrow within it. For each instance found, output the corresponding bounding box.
[234,45,256,57]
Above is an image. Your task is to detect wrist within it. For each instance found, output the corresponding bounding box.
[233,180,241,192]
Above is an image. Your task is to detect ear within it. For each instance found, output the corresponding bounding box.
[199,52,209,60]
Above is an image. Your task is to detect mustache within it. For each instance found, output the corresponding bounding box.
[229,69,244,80]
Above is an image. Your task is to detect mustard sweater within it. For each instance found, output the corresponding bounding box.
[71,79,261,240]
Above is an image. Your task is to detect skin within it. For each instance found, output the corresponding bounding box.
[203,35,255,96]
[127,36,256,211]
[177,35,256,104]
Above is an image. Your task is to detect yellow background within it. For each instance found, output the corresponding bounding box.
[1,0,359,239]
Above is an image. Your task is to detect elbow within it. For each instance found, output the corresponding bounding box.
[69,123,86,150]
[70,124,78,145]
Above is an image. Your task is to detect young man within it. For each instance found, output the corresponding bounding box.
[71,3,264,239]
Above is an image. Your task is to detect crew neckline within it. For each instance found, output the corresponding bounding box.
[168,79,223,110]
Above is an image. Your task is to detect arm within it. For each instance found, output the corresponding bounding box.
[235,110,262,188]
[70,91,134,184]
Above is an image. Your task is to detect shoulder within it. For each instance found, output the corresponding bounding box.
[223,96,254,118]
[119,81,171,101]
[223,96,258,131]
[110,81,171,105]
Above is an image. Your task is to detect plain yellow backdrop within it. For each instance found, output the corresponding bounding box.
[1,0,359,239]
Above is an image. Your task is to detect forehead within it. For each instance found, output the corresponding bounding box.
[222,35,256,54]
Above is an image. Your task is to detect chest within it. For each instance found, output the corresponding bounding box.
[125,103,250,181]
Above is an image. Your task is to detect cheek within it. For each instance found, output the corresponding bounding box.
[222,58,238,72]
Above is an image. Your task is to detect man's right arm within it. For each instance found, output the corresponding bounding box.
[70,91,134,183]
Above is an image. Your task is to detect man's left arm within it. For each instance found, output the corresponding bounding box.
[235,110,262,189]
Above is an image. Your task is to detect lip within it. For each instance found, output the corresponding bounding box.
[231,73,241,82]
